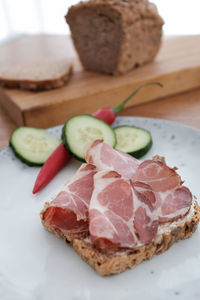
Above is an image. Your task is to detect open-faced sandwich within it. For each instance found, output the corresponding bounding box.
[40,140,200,276]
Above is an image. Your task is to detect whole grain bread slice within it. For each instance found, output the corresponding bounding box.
[0,59,73,91]
[41,197,200,276]
[72,198,200,276]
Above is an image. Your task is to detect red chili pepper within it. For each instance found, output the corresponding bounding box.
[32,143,70,194]
[92,107,116,125]
[33,81,163,194]
[92,81,163,124]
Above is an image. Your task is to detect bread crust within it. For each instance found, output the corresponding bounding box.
[41,198,200,276]
[0,64,73,91]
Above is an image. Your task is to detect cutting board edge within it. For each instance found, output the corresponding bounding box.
[20,64,200,128]
[0,87,24,126]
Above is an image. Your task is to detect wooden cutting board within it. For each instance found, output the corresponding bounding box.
[0,34,200,128]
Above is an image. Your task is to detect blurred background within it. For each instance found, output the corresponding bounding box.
[0,0,200,43]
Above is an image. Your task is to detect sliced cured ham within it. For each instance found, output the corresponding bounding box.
[132,157,192,223]
[42,164,97,239]
[89,170,158,250]
[85,140,139,179]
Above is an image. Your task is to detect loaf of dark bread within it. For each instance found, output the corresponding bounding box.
[66,0,164,75]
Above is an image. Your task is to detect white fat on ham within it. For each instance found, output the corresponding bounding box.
[42,163,97,237]
[132,159,192,223]
[89,170,158,250]
[84,140,139,179]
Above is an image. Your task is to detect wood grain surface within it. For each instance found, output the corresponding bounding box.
[0,35,200,128]
[1,87,200,149]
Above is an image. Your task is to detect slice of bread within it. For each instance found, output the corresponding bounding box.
[0,59,73,91]
[41,197,200,276]
[72,198,200,276]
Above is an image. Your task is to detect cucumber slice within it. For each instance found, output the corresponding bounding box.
[62,114,116,161]
[10,126,61,166]
[114,126,152,158]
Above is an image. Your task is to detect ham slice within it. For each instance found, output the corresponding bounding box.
[132,157,192,223]
[89,170,158,250]
[85,140,139,180]
[42,164,97,238]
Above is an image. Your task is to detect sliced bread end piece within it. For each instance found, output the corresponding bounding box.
[0,59,73,91]
[72,198,200,276]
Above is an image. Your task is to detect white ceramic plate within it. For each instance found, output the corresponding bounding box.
[0,117,200,300]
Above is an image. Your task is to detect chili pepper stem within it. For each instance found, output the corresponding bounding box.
[112,81,163,115]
